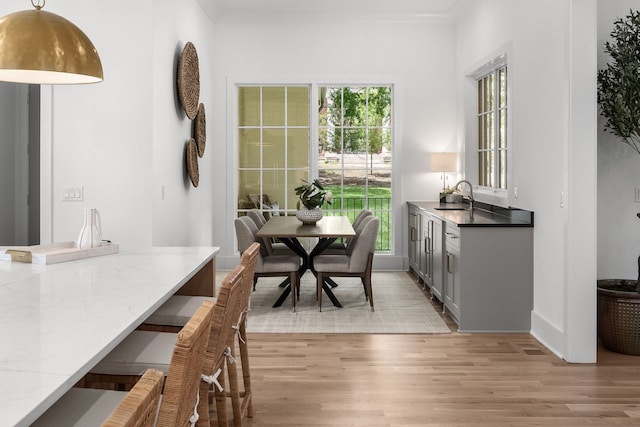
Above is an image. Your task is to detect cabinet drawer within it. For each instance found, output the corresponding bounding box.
[444,224,460,250]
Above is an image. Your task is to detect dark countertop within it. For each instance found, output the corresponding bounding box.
[408,201,534,227]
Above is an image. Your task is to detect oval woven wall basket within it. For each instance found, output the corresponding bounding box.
[194,103,206,158]
[177,42,200,120]
[186,138,199,187]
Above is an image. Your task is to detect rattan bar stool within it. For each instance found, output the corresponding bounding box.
[141,242,260,424]
[84,266,248,427]
[32,368,164,427]
[33,298,214,426]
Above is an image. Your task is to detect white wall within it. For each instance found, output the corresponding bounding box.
[152,2,216,247]
[597,0,640,280]
[456,0,598,362]
[47,1,154,246]
[212,13,458,268]
[0,0,216,248]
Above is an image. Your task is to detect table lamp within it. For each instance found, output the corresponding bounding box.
[431,152,457,200]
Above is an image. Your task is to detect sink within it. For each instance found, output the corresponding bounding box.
[434,207,468,211]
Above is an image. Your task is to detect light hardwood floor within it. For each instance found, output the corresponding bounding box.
[241,274,640,427]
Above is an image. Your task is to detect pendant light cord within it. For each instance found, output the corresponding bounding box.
[31,0,45,11]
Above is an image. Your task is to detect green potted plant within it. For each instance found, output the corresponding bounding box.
[294,179,332,224]
[597,9,640,355]
[598,9,640,155]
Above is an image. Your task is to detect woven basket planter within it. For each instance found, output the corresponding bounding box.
[597,279,640,355]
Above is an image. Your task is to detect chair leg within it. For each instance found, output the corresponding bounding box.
[213,363,229,427]
[365,253,374,311]
[317,272,323,312]
[290,272,297,312]
[227,347,242,427]
[238,322,253,418]
[361,276,368,301]
[365,272,374,312]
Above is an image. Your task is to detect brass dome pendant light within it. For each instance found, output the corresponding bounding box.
[0,0,103,84]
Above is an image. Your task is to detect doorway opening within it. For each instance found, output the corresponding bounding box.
[0,83,40,246]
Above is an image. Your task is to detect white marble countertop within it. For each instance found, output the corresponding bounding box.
[0,246,220,427]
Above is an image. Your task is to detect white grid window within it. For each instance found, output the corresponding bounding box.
[318,85,393,252]
[236,83,393,252]
[476,65,508,191]
[237,85,311,216]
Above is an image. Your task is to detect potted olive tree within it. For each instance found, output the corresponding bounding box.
[597,9,640,355]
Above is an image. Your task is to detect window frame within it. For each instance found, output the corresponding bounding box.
[236,85,312,215]
[229,77,397,257]
[317,85,393,252]
[465,45,512,208]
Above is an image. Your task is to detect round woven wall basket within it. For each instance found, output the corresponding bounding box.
[177,42,200,120]
[194,103,206,158]
[186,138,199,188]
[597,279,640,355]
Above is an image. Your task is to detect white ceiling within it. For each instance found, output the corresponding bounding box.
[199,0,462,20]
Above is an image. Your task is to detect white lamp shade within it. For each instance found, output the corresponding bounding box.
[431,152,457,172]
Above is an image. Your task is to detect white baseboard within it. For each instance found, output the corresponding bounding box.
[530,310,564,360]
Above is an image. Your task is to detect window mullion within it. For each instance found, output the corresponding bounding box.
[310,83,319,186]
[491,70,500,191]
[259,87,264,199]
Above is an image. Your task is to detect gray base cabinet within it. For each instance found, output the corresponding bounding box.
[444,223,533,332]
[407,201,533,332]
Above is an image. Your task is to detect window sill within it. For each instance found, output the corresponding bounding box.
[473,188,509,208]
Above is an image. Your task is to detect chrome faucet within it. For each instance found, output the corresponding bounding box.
[454,180,474,211]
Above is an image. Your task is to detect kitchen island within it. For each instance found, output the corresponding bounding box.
[0,246,219,427]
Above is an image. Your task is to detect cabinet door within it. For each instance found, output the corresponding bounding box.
[444,226,461,322]
[422,218,433,288]
[431,219,443,302]
[444,249,460,321]
[408,209,422,276]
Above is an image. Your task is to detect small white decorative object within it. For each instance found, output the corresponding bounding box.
[296,207,323,225]
[76,208,102,249]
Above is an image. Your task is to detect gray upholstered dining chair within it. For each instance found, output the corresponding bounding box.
[352,209,373,229]
[246,209,294,256]
[324,209,373,255]
[235,216,302,311]
[313,216,379,312]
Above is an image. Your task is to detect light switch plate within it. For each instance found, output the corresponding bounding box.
[63,186,83,201]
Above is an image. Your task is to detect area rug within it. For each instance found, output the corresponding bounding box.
[227,271,451,334]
